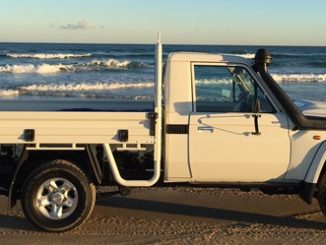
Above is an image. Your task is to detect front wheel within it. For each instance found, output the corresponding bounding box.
[21,159,96,232]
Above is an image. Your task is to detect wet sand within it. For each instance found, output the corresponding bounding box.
[1,187,326,244]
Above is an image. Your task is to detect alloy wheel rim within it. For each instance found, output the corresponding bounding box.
[35,178,79,220]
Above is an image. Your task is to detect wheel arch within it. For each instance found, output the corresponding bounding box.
[300,141,326,204]
[8,145,104,209]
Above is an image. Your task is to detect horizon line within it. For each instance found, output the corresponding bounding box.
[0,41,326,48]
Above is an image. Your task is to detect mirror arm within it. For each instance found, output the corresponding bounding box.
[252,113,261,136]
[252,99,261,136]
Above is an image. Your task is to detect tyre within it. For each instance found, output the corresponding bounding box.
[318,171,326,217]
[21,159,96,232]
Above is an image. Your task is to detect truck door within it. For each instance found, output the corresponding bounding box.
[189,64,291,182]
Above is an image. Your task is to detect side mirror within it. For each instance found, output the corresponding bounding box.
[253,99,261,114]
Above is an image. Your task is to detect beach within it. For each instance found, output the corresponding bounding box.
[0,43,326,243]
[1,187,326,244]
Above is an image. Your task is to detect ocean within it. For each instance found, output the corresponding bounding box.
[0,43,325,104]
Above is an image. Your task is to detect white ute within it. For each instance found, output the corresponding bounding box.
[0,37,325,231]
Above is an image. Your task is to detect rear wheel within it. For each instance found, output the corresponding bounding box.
[21,159,96,232]
[318,172,326,217]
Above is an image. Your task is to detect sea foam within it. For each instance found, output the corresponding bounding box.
[0,82,154,98]
[196,74,326,84]
[222,53,255,59]
[89,59,145,69]
[20,82,154,92]
[0,58,144,74]
[271,73,326,83]
[0,64,73,74]
[196,73,326,85]
[7,53,92,59]
[196,78,232,85]
[235,53,255,59]
[0,89,20,97]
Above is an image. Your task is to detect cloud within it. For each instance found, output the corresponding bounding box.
[60,20,95,30]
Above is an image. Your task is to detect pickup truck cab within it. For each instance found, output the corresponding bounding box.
[0,38,325,231]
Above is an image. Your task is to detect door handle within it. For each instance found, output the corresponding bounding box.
[197,126,214,132]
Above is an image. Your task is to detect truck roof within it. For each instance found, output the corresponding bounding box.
[168,52,252,65]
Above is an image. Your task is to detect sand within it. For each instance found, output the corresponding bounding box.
[1,187,326,244]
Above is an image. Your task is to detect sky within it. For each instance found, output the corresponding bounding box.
[0,0,325,45]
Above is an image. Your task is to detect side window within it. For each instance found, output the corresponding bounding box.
[194,65,275,113]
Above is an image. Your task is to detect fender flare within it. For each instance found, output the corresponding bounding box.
[300,141,326,204]
[304,141,326,184]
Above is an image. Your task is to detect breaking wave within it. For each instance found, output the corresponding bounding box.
[224,53,255,59]
[194,74,326,85]
[0,89,20,97]
[271,73,326,83]
[20,82,154,92]
[234,53,255,59]
[0,59,145,74]
[7,53,92,59]
[0,64,73,74]
[89,59,146,69]
[0,82,154,98]
[197,74,326,84]
[196,78,232,85]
